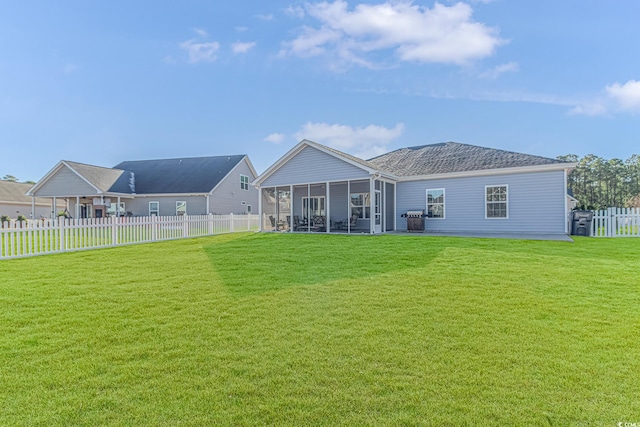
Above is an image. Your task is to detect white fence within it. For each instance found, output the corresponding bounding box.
[591,207,640,237]
[0,214,259,259]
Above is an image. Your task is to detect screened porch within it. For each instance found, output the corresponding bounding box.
[260,178,395,234]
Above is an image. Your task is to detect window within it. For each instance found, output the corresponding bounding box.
[240,174,249,190]
[176,201,187,216]
[149,202,159,216]
[351,193,370,219]
[302,196,325,219]
[107,202,126,216]
[426,189,445,219]
[486,185,508,218]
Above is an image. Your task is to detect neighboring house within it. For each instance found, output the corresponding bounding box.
[0,180,65,219]
[253,140,577,236]
[27,155,258,218]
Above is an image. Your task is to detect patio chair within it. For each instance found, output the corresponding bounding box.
[312,215,326,231]
[292,215,301,231]
[349,213,358,229]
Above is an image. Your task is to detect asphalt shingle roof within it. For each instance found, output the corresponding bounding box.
[367,142,564,176]
[0,180,38,204]
[113,155,246,194]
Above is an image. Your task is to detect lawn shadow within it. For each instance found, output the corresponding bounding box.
[204,233,445,296]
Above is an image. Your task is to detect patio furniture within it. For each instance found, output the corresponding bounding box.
[312,215,326,232]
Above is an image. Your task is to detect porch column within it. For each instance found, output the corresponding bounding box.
[117,196,121,216]
[75,196,80,219]
[307,184,311,232]
[289,185,293,232]
[382,181,386,233]
[326,181,330,233]
[206,194,210,214]
[52,197,56,219]
[393,183,397,231]
[258,187,263,231]
[347,180,351,234]
[31,197,35,219]
[369,177,374,234]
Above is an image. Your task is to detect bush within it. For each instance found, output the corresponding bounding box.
[16,214,27,222]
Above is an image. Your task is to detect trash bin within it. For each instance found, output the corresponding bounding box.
[571,210,593,236]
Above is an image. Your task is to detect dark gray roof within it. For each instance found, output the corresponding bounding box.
[367,142,565,176]
[113,155,246,194]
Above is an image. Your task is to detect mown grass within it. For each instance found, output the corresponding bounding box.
[1,233,639,426]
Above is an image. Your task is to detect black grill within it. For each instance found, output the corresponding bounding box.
[402,210,427,232]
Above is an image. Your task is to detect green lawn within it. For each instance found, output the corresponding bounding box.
[1,233,639,426]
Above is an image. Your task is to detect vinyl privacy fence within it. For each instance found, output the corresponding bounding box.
[591,207,640,237]
[0,214,259,259]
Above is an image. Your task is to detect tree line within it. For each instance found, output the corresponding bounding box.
[557,154,640,210]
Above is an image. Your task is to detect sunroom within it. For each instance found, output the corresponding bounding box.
[254,140,398,234]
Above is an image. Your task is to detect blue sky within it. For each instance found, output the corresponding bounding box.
[1,1,639,181]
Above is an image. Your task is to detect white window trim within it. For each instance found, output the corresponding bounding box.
[350,192,370,219]
[240,174,249,191]
[149,201,159,216]
[302,196,326,218]
[485,185,509,219]
[107,202,126,216]
[426,188,445,219]
[176,201,187,216]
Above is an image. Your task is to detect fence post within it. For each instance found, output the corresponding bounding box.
[208,213,214,235]
[183,214,188,238]
[58,217,66,252]
[151,215,157,241]
[230,213,234,233]
[247,214,251,231]
[112,216,118,245]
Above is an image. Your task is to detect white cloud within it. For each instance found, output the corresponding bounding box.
[264,133,286,144]
[232,41,257,54]
[606,80,640,112]
[280,1,504,68]
[193,28,209,38]
[256,13,274,21]
[479,61,519,79]
[295,122,404,159]
[570,80,640,116]
[181,39,220,63]
[285,5,306,19]
[236,26,249,32]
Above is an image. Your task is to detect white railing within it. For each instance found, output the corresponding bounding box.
[591,207,640,237]
[0,214,259,259]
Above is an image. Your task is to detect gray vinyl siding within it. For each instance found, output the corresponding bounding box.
[124,196,207,216]
[262,146,370,187]
[33,167,97,197]
[396,170,567,234]
[0,202,61,219]
[210,159,259,214]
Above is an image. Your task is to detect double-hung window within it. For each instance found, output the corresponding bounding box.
[485,185,508,218]
[426,189,445,219]
[176,201,187,216]
[149,202,159,216]
[240,174,249,190]
[350,193,370,219]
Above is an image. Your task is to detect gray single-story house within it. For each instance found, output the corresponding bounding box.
[27,155,258,218]
[0,180,65,219]
[253,140,576,236]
